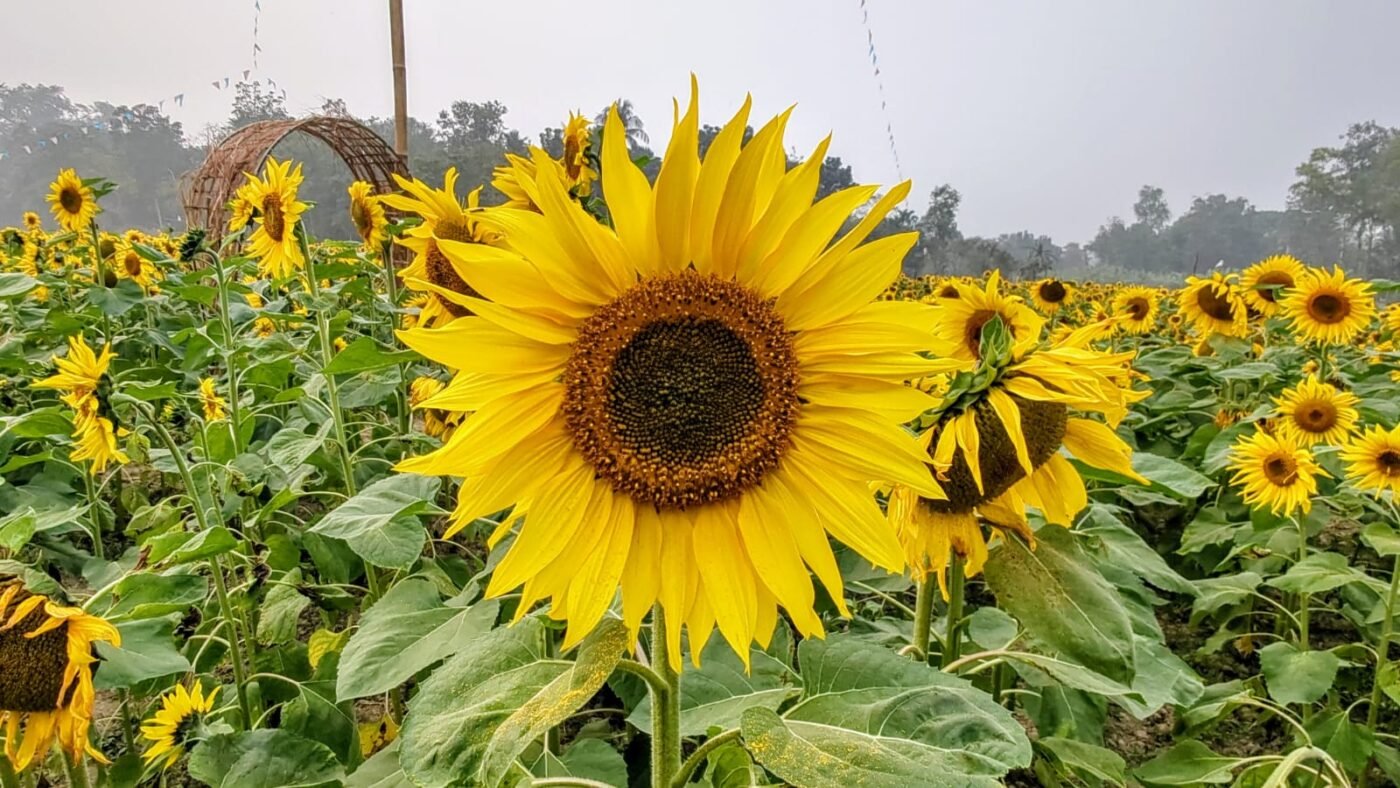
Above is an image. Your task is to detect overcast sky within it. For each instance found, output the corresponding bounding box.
[4,0,1398,241]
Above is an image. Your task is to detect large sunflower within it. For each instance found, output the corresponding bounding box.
[141,683,218,768]
[0,578,120,770]
[1111,285,1160,335]
[1273,374,1358,447]
[1280,265,1375,346]
[1029,278,1075,314]
[242,158,308,279]
[397,85,947,666]
[347,181,388,249]
[1179,272,1248,338]
[929,270,1044,363]
[1240,254,1305,316]
[1341,424,1400,497]
[45,169,97,233]
[1229,430,1322,516]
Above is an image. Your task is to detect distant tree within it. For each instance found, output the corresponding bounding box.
[921,185,962,243]
[817,156,855,200]
[594,99,648,148]
[228,81,289,129]
[1290,121,1400,274]
[1133,185,1171,232]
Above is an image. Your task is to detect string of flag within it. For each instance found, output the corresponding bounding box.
[858,0,904,182]
[252,0,263,69]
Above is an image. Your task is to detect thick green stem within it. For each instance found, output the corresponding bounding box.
[377,240,411,436]
[82,470,103,560]
[1360,554,1400,788]
[203,250,244,451]
[88,224,111,342]
[672,729,740,788]
[0,758,20,788]
[61,756,91,788]
[942,553,967,669]
[1297,518,1310,652]
[911,577,936,662]
[650,606,681,788]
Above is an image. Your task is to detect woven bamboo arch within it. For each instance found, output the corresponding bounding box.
[182,116,408,237]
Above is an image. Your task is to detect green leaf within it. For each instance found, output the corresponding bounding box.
[705,741,763,788]
[1080,505,1195,595]
[1190,572,1261,620]
[1305,710,1375,773]
[259,571,311,645]
[87,280,146,316]
[0,407,74,439]
[1119,636,1205,717]
[1037,737,1127,785]
[345,741,409,788]
[337,579,499,700]
[984,527,1135,684]
[1380,660,1400,706]
[1134,740,1237,785]
[94,618,191,689]
[0,505,86,552]
[1004,650,1137,698]
[323,336,419,375]
[163,526,238,566]
[109,573,208,619]
[1362,523,1400,557]
[1258,642,1340,705]
[1265,552,1373,594]
[264,423,330,475]
[1131,452,1216,498]
[1178,508,1244,555]
[187,729,344,788]
[629,638,799,736]
[739,707,1000,788]
[557,739,627,787]
[310,475,438,570]
[124,381,179,401]
[282,679,359,766]
[0,272,37,298]
[398,617,629,788]
[967,606,1019,650]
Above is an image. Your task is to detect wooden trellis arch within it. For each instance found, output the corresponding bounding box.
[181,116,408,237]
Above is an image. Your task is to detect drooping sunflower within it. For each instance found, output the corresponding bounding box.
[1229,430,1322,516]
[32,334,129,475]
[929,270,1045,363]
[140,683,219,768]
[1280,265,1375,346]
[1273,375,1358,447]
[347,181,388,249]
[198,377,227,422]
[398,84,948,665]
[1179,272,1248,338]
[111,241,161,290]
[1240,254,1305,316]
[378,169,497,327]
[1111,285,1160,335]
[69,412,129,475]
[32,333,112,407]
[241,158,308,279]
[1030,278,1075,314]
[46,169,98,233]
[1341,424,1400,497]
[0,578,121,770]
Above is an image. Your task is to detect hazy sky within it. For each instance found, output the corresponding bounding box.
[4,0,1399,241]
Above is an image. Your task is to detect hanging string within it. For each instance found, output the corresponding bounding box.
[252,0,263,70]
[858,0,904,182]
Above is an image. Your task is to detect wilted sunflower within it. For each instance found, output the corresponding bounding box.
[22,212,41,232]
[141,683,219,768]
[1229,430,1322,516]
[241,158,308,279]
[347,181,388,249]
[198,377,227,422]
[378,168,496,326]
[0,578,121,770]
[1273,374,1358,447]
[111,241,161,289]
[1179,272,1248,338]
[1030,278,1075,314]
[1241,254,1305,316]
[398,84,946,665]
[45,169,97,233]
[1281,265,1375,346]
[930,270,1045,363]
[1341,424,1400,496]
[1111,285,1160,335]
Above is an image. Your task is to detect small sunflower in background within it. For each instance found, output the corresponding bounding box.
[1240,254,1305,317]
[560,112,599,198]
[141,683,219,769]
[407,376,462,440]
[347,181,388,249]
[21,212,41,232]
[31,334,129,475]
[1273,375,1358,447]
[111,241,161,290]
[198,377,227,422]
[1030,278,1075,314]
[1281,265,1375,346]
[929,270,1045,363]
[1179,272,1249,338]
[1111,285,1160,335]
[45,169,98,233]
[493,113,599,210]
[242,157,308,279]
[1341,424,1400,496]
[1229,430,1323,516]
[0,577,121,771]
[226,181,258,234]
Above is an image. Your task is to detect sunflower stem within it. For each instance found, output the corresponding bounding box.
[378,240,411,437]
[1296,516,1310,652]
[1359,553,1400,788]
[0,758,19,788]
[81,470,103,560]
[649,605,682,788]
[60,756,90,788]
[942,552,967,668]
[201,249,244,452]
[911,578,936,663]
[671,729,740,788]
[88,223,111,343]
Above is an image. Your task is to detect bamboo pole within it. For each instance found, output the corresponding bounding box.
[388,0,408,159]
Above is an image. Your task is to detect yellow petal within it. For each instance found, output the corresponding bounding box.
[689,95,753,274]
[652,78,699,273]
[602,104,661,275]
[954,410,984,494]
[486,457,598,596]
[693,503,758,665]
[737,485,824,637]
[986,388,1033,476]
[1062,418,1149,484]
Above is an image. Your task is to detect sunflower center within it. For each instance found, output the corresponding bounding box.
[963,310,999,358]
[1127,297,1151,321]
[424,241,477,318]
[351,200,372,240]
[564,135,584,181]
[563,272,799,509]
[1264,455,1298,486]
[1040,281,1067,303]
[926,396,1069,514]
[1379,450,1400,476]
[262,195,286,242]
[1308,293,1349,324]
[937,284,961,299]
[59,186,84,215]
[1295,400,1337,433]
[1196,286,1236,321]
[1257,271,1293,303]
[123,252,142,278]
[0,590,70,712]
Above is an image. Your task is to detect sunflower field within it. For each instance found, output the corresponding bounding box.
[2,85,1400,788]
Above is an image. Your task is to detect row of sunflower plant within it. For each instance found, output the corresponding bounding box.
[0,81,1397,787]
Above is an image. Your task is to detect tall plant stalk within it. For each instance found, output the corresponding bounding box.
[649,606,681,788]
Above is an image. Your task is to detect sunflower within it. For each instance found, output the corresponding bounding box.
[1273,375,1358,447]
[1179,272,1248,338]
[69,413,129,475]
[241,158,308,279]
[1229,430,1322,516]
[1341,424,1400,497]
[378,169,497,326]
[141,683,219,768]
[0,578,120,770]
[1241,254,1305,316]
[493,116,599,212]
[32,334,112,407]
[408,376,462,440]
[1111,285,1160,335]
[45,169,98,233]
[347,181,388,249]
[32,334,129,475]
[397,84,948,666]
[111,241,161,290]
[226,182,258,234]
[561,112,598,198]
[930,270,1045,363]
[1030,278,1075,314]
[21,212,41,232]
[198,377,227,422]
[1281,265,1375,346]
